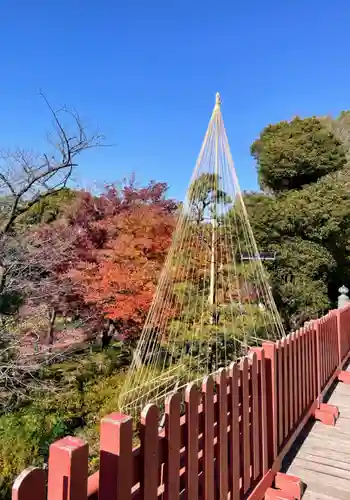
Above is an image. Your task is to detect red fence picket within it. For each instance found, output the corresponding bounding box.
[268,325,318,456]
[11,305,350,500]
[337,306,350,363]
[315,313,339,395]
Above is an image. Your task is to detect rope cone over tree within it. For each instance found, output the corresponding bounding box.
[118,93,285,417]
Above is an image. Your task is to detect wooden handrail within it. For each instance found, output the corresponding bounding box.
[12,305,350,500]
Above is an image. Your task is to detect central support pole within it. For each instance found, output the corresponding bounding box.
[209,93,221,324]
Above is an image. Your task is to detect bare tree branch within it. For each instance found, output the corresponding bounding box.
[0,94,105,236]
[0,96,105,410]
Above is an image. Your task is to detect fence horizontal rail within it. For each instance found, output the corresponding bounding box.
[12,305,350,500]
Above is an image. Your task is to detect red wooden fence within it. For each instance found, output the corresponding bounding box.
[11,305,350,500]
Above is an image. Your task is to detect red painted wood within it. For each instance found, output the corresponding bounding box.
[309,325,315,403]
[47,436,88,500]
[276,341,283,448]
[164,392,181,500]
[319,403,339,418]
[291,332,299,428]
[99,413,133,500]
[323,318,327,387]
[216,368,229,500]
[250,352,260,480]
[287,335,294,431]
[308,326,313,403]
[336,309,342,364]
[12,468,46,500]
[259,349,269,474]
[275,472,303,500]
[264,487,295,500]
[322,318,327,387]
[10,305,350,500]
[344,307,350,358]
[329,315,335,380]
[311,324,317,401]
[241,357,251,493]
[315,320,322,400]
[305,328,311,406]
[332,314,339,372]
[282,339,288,441]
[308,324,314,402]
[228,362,240,500]
[262,341,278,464]
[321,319,326,389]
[328,316,332,375]
[312,323,318,400]
[339,308,344,361]
[185,383,199,500]
[202,375,215,500]
[302,329,307,411]
[264,488,295,500]
[321,318,326,383]
[314,408,336,426]
[140,404,159,500]
[329,316,333,377]
[247,470,276,500]
[326,318,330,380]
[296,331,302,417]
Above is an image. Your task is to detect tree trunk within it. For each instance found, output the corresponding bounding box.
[46,307,57,344]
[101,319,115,349]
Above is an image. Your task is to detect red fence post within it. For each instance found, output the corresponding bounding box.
[216,368,229,500]
[47,436,89,500]
[12,467,46,500]
[140,404,159,500]
[185,383,200,500]
[99,412,133,500]
[240,358,251,494]
[249,352,260,481]
[262,342,278,464]
[228,362,240,500]
[252,348,269,475]
[164,392,181,500]
[336,309,342,366]
[314,319,322,406]
[337,305,350,384]
[202,375,215,500]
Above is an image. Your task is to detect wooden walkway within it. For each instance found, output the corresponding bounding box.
[283,370,350,499]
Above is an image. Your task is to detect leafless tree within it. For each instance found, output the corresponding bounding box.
[0,93,104,237]
[0,94,104,410]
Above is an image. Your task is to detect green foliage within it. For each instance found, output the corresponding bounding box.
[246,114,350,329]
[245,173,350,309]
[251,117,347,192]
[267,238,334,329]
[4,109,350,499]
[19,188,76,226]
[323,110,350,159]
[0,407,68,499]
[188,173,231,222]
[0,343,131,498]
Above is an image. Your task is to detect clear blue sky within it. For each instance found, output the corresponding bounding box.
[1,1,350,200]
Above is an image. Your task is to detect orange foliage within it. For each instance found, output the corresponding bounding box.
[69,181,177,337]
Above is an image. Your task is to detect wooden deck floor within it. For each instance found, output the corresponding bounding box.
[283,368,350,499]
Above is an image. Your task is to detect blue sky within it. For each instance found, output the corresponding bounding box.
[1,1,350,200]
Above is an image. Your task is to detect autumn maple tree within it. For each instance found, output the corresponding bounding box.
[66,180,178,341]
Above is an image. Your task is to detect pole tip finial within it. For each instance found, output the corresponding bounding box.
[215,92,221,107]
